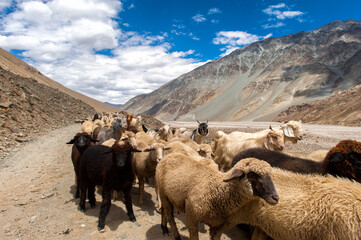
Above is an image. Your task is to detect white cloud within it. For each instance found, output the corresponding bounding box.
[208,8,221,15]
[0,0,204,104]
[0,0,12,12]
[263,3,304,20]
[263,22,285,29]
[192,14,206,23]
[213,31,272,57]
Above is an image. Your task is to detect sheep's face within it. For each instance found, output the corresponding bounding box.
[282,121,304,143]
[266,131,284,151]
[246,171,279,205]
[197,122,209,136]
[144,143,171,163]
[225,158,279,205]
[66,133,97,152]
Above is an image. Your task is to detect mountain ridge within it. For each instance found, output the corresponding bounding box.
[122,19,361,125]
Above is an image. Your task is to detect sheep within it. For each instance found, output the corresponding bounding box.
[81,120,93,135]
[169,137,199,151]
[132,141,170,206]
[179,120,209,144]
[231,157,361,240]
[155,155,278,240]
[101,138,116,148]
[96,127,114,145]
[112,115,127,141]
[283,149,329,162]
[135,131,156,146]
[214,127,284,171]
[197,143,214,160]
[79,140,141,231]
[278,120,303,144]
[232,139,361,183]
[66,132,98,198]
[157,124,172,141]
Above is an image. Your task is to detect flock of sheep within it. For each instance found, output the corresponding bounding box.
[66,111,361,240]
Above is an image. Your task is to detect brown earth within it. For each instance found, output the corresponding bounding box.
[1,121,361,240]
[274,84,361,126]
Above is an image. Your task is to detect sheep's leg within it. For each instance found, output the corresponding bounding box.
[79,182,87,212]
[209,223,234,240]
[88,183,96,208]
[123,186,136,222]
[138,177,144,206]
[185,210,199,240]
[251,227,268,240]
[154,178,162,213]
[162,197,181,240]
[98,188,112,231]
[75,174,80,198]
[160,206,169,236]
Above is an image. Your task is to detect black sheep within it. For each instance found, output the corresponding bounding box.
[231,139,361,182]
[79,139,141,231]
[66,132,98,198]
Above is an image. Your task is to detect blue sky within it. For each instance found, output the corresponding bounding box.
[0,0,360,104]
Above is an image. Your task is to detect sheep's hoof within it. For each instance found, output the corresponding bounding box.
[129,214,136,222]
[98,223,105,232]
[161,225,169,235]
[78,205,85,212]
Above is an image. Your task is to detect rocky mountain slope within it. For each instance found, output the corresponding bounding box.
[123,20,361,124]
[0,48,119,113]
[274,84,361,126]
[0,66,95,158]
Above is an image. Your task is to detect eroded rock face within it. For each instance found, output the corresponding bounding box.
[123,20,361,123]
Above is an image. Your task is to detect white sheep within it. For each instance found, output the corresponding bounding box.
[155,155,279,240]
[229,161,361,240]
[278,120,304,144]
[214,127,284,171]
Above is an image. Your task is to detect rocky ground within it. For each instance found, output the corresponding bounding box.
[0,66,95,160]
[1,121,361,240]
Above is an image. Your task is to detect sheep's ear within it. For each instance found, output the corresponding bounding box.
[197,120,200,124]
[283,126,295,138]
[211,153,215,158]
[143,148,152,152]
[131,147,142,153]
[269,125,273,130]
[102,149,113,154]
[223,168,245,182]
[164,147,171,151]
[66,139,75,144]
[206,119,208,124]
[330,153,344,163]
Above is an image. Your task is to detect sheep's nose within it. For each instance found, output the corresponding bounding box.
[157,158,161,163]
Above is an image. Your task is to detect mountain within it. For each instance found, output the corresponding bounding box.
[274,84,361,126]
[104,102,123,109]
[0,48,119,113]
[122,20,361,124]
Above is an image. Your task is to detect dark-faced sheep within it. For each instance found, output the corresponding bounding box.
[232,139,361,183]
[66,132,98,198]
[79,140,141,231]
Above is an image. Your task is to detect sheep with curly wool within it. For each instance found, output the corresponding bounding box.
[155,154,279,240]
[231,156,361,240]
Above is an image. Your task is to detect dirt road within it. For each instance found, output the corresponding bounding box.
[1,122,361,240]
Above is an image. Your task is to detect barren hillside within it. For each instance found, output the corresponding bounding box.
[0,48,119,113]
